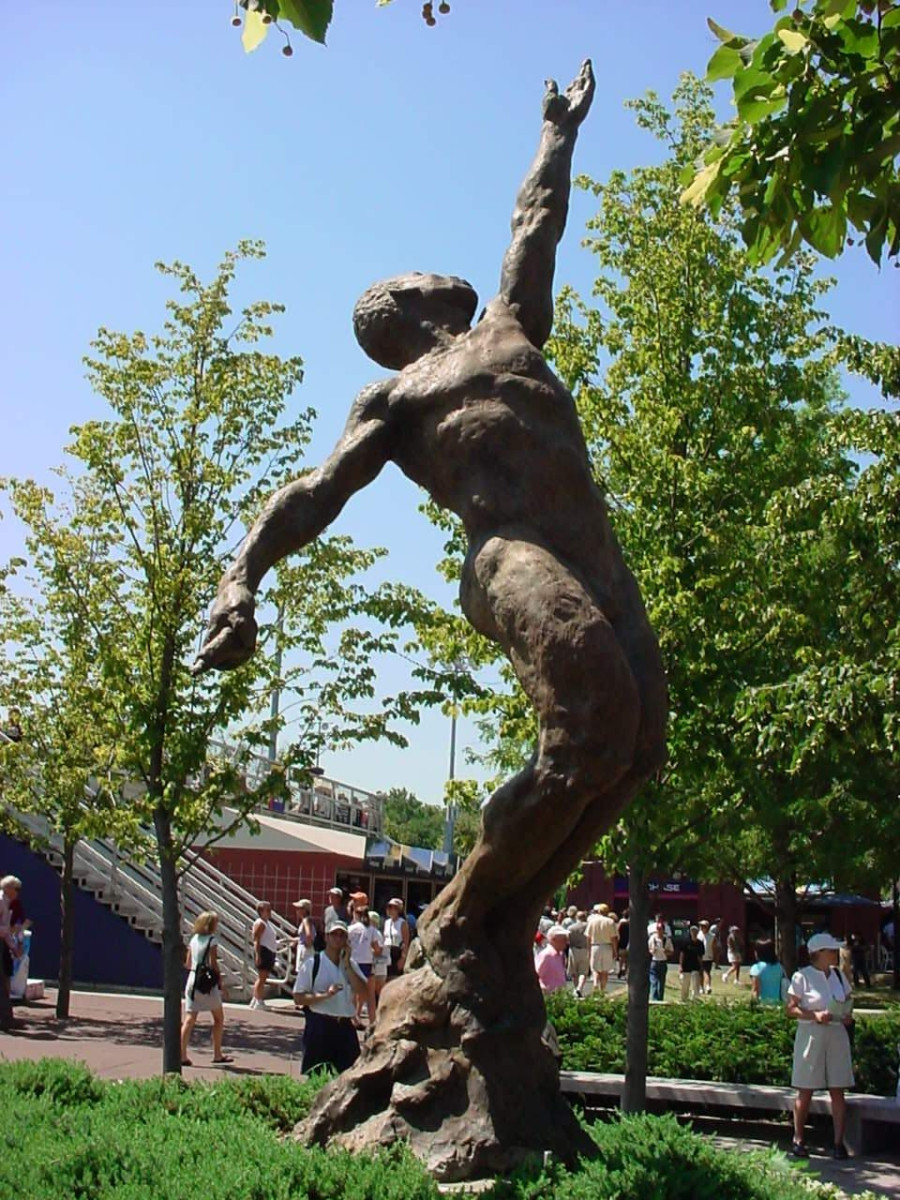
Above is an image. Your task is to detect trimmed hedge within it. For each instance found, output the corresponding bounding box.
[0,1060,883,1200]
[545,990,900,1096]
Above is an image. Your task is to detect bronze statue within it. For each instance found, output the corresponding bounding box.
[196,60,666,1182]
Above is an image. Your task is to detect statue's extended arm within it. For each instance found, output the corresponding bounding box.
[499,59,595,349]
[193,385,392,673]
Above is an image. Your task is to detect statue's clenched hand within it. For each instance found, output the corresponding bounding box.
[192,576,258,674]
[542,58,595,128]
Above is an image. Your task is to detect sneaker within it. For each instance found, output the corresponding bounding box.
[721,972,729,982]
[257,1000,270,1011]
[790,1142,809,1159]
[573,988,583,999]
[248,999,258,1010]
[832,1144,848,1161]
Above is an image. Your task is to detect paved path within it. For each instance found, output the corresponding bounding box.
[1,990,898,1197]
[0,988,307,1082]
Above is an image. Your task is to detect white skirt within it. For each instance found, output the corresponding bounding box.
[791,1021,854,1091]
[184,972,223,1014]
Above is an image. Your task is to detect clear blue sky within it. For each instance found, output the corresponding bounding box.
[3,1,897,807]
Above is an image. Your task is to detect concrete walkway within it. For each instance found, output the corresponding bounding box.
[1,989,898,1197]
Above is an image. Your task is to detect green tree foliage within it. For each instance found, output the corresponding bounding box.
[684,0,900,264]
[231,0,453,56]
[0,242,419,1070]
[381,786,445,849]
[548,77,899,959]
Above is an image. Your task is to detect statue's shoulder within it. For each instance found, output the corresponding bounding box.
[351,378,397,421]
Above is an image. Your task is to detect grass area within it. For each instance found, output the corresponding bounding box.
[589,968,900,1010]
[0,1059,882,1200]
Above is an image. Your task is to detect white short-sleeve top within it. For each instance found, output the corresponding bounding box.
[788,965,853,1016]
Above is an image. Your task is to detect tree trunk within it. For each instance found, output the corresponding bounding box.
[55,836,76,1020]
[774,873,799,976]
[622,862,651,1113]
[154,806,185,1074]
[296,767,652,1181]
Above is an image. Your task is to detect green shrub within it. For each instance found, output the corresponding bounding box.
[488,1113,882,1199]
[0,1060,887,1200]
[545,990,900,1095]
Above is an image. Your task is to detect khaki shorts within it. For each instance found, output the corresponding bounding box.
[569,946,589,978]
[590,944,615,975]
[791,1021,854,1091]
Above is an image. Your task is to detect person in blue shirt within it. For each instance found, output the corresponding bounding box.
[749,938,786,1005]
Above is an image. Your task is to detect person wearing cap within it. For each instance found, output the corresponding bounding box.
[786,931,854,1160]
[291,899,317,973]
[534,925,569,994]
[382,897,410,978]
[348,890,369,909]
[585,902,618,995]
[293,920,368,1074]
[348,903,383,1030]
[323,887,350,931]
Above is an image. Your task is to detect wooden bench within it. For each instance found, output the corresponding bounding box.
[559,1071,900,1155]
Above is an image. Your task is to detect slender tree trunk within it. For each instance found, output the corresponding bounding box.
[56,836,76,1019]
[154,805,184,1074]
[774,873,799,976]
[622,861,650,1113]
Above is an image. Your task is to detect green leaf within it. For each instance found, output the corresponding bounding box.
[777,28,809,53]
[801,204,847,257]
[242,9,270,53]
[706,44,743,82]
[268,0,333,44]
[707,16,750,47]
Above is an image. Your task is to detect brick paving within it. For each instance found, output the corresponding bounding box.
[1,989,898,1197]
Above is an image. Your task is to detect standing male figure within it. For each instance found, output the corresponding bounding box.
[293,921,369,1074]
[195,61,666,1175]
[586,902,618,995]
[323,887,350,931]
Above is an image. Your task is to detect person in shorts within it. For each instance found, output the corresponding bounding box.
[786,932,854,1160]
[181,910,231,1066]
[585,902,618,995]
[250,900,279,1011]
[293,921,368,1074]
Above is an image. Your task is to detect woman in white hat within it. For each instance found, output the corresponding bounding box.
[786,931,854,1160]
[382,897,409,978]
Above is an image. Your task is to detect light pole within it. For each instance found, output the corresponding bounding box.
[443,703,458,856]
[267,605,285,764]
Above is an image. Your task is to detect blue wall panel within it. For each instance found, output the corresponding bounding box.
[1,835,163,990]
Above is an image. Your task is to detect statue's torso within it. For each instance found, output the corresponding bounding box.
[386,299,612,573]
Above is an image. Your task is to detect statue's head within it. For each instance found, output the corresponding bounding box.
[353,272,478,369]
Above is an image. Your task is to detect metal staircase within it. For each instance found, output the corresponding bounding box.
[11,809,297,1001]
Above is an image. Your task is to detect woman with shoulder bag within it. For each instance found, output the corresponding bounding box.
[181,911,232,1066]
[786,932,854,1160]
[382,897,409,979]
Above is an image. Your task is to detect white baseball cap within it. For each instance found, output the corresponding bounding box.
[806,932,844,954]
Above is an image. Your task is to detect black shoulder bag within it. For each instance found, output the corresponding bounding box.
[193,937,219,997]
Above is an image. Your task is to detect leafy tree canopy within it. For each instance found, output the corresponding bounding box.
[683,0,900,265]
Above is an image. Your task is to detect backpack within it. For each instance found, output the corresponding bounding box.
[192,937,219,996]
[313,924,326,953]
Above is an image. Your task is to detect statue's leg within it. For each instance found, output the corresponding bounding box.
[296,535,658,1180]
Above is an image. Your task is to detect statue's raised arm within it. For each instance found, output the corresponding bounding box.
[499,58,595,349]
[193,383,392,674]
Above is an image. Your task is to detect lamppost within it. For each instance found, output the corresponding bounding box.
[442,702,458,856]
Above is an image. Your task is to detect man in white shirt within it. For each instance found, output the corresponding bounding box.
[293,921,368,1074]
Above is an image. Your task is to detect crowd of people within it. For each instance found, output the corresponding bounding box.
[182,887,416,1074]
[529,903,877,1016]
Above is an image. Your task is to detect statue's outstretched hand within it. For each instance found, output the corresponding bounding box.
[543,59,595,128]
[192,576,258,674]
